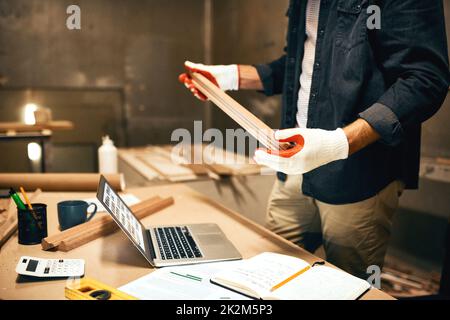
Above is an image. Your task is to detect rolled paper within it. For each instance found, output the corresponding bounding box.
[0,173,125,192]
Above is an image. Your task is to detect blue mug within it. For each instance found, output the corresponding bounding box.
[57,200,97,231]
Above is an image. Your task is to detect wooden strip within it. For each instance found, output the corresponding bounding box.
[118,150,160,181]
[204,164,233,176]
[153,146,210,176]
[40,196,162,249]
[191,72,285,151]
[137,154,196,179]
[41,196,174,251]
[56,197,163,247]
[437,157,450,166]
[58,196,174,252]
[182,164,211,175]
[41,196,162,248]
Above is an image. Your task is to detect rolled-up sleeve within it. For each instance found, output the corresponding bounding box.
[359,0,450,146]
[359,103,404,145]
[254,54,286,96]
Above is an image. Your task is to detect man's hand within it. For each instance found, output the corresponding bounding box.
[254,128,349,175]
[178,61,239,101]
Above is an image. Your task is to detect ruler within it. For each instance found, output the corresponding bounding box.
[65,277,137,300]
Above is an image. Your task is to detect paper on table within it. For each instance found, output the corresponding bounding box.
[83,194,140,213]
[212,252,310,297]
[271,266,371,300]
[119,261,250,300]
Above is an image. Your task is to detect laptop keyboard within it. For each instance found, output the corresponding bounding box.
[155,226,203,260]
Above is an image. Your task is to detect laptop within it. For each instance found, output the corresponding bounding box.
[96,175,242,267]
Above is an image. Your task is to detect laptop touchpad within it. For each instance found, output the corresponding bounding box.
[197,234,226,246]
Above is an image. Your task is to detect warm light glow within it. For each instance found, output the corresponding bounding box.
[24,103,38,125]
[27,142,42,161]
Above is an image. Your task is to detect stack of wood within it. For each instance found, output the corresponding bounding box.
[119,144,272,183]
[42,195,174,252]
[419,157,450,183]
[381,265,440,298]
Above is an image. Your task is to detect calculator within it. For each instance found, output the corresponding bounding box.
[16,256,85,278]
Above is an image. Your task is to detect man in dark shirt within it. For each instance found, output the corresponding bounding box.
[180,0,450,278]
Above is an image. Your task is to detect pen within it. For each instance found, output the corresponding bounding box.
[19,186,42,230]
[9,188,26,210]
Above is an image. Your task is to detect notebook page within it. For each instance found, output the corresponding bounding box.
[119,261,249,300]
[270,266,371,300]
[213,252,310,297]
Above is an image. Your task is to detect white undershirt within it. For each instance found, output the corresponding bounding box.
[296,0,321,128]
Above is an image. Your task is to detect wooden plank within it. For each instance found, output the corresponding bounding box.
[200,145,263,176]
[137,153,197,180]
[40,196,169,250]
[118,150,160,181]
[41,196,174,251]
[153,146,211,176]
[119,145,266,182]
[191,72,285,151]
[437,157,450,166]
[40,196,162,249]
[58,197,174,252]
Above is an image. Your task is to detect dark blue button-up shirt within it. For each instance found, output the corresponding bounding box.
[255,0,450,204]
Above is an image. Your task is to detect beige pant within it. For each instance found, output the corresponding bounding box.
[266,175,403,279]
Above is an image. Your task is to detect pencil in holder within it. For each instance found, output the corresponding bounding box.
[17,203,48,245]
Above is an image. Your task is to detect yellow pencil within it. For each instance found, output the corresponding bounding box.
[20,187,33,210]
[19,187,42,229]
[270,266,311,292]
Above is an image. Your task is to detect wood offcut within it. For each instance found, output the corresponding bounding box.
[41,195,174,252]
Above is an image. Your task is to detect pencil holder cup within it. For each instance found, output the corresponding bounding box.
[17,203,48,245]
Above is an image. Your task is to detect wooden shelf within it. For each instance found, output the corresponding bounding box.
[0,121,74,133]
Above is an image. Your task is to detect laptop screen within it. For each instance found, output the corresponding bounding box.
[96,175,153,264]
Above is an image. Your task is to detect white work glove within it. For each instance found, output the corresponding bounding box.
[179,61,239,101]
[254,128,349,175]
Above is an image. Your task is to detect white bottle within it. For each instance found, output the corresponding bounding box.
[98,135,118,174]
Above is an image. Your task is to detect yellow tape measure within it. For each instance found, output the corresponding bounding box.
[65,277,137,300]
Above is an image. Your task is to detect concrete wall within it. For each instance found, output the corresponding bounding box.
[211,0,288,156]
[0,0,207,171]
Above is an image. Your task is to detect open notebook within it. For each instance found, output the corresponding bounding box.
[210,252,371,300]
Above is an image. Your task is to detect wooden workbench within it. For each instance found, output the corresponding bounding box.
[0,184,393,300]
